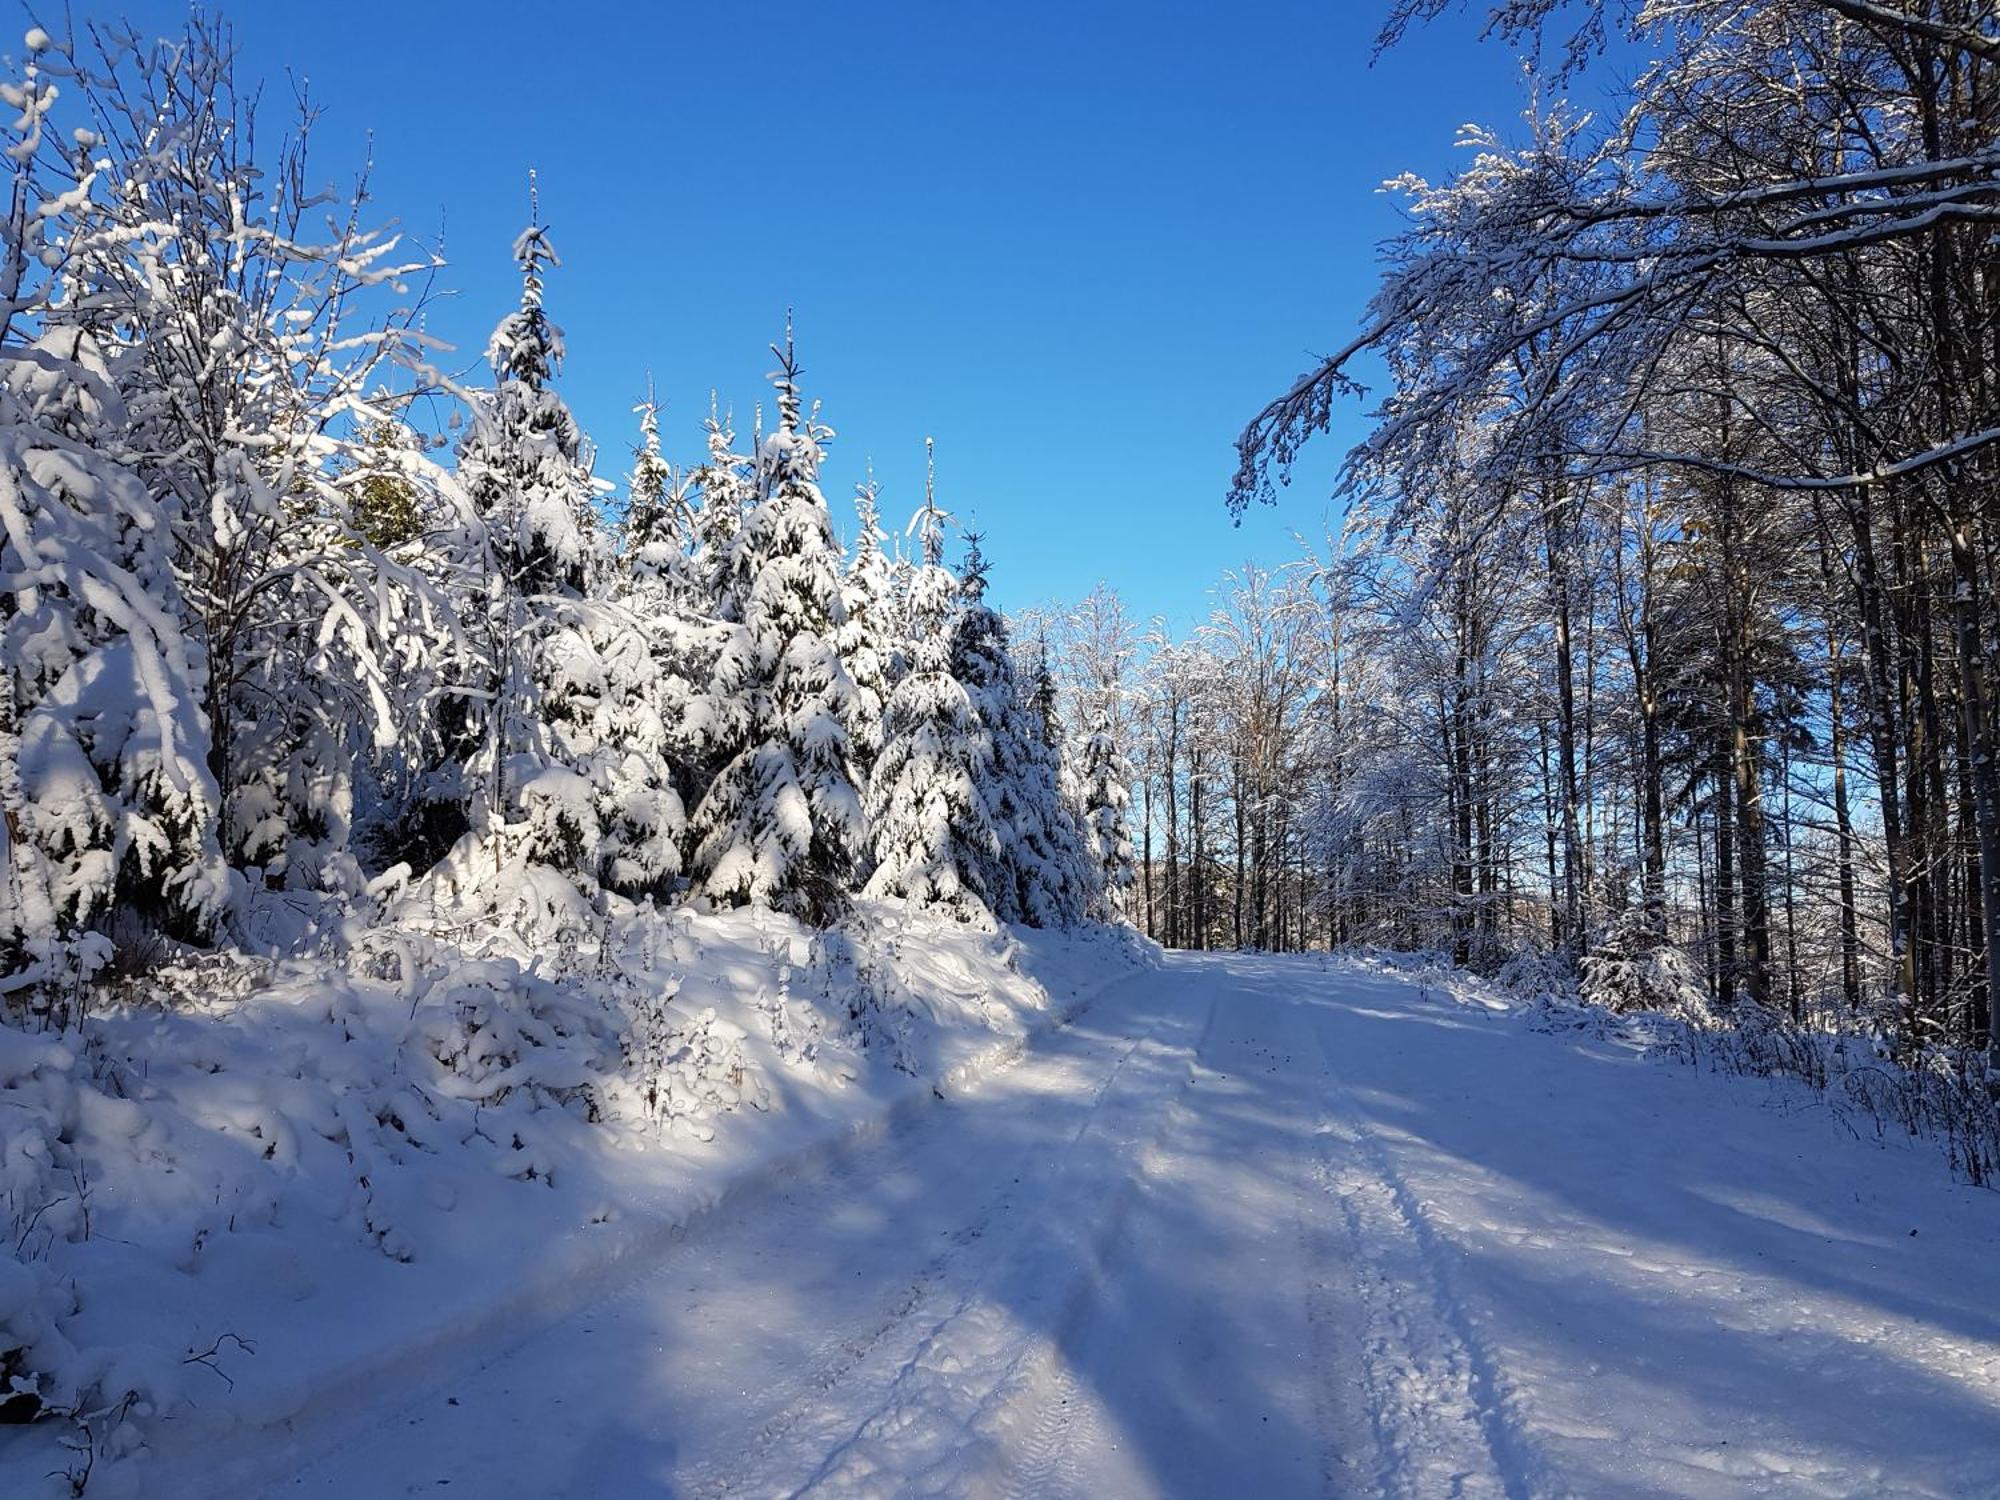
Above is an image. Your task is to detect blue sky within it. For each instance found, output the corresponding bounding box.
[88,1,1610,627]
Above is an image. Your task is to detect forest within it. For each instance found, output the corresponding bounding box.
[5,3,2000,1494]
[1089,0,2000,1077]
[0,16,1140,1023]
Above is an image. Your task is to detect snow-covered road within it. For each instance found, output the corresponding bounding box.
[267,955,2000,1499]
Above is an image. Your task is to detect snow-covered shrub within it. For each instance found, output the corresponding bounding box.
[612,925,782,1145]
[811,921,924,1076]
[410,960,619,1124]
[755,927,829,1068]
[0,1027,198,1461]
[624,1001,765,1143]
[1493,945,1579,1008]
[1578,911,1712,1020]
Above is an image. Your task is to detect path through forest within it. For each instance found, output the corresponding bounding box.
[261,955,2000,1498]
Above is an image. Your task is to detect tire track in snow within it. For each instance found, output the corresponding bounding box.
[680,1127,1037,1495]
[1275,996,1377,1498]
[1299,990,1543,1500]
[983,1103,1204,1500]
[777,988,1218,1498]
[988,1347,1097,1500]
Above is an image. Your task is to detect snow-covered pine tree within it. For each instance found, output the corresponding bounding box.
[884,542,919,688]
[604,390,718,898]
[542,600,687,904]
[688,332,865,923]
[349,420,430,550]
[453,210,595,883]
[621,399,745,800]
[459,213,598,602]
[837,472,894,775]
[864,451,994,918]
[1079,707,1136,920]
[948,535,1083,927]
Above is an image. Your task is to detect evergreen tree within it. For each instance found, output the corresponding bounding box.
[623,389,692,564]
[1079,707,1137,920]
[689,333,865,923]
[350,421,429,551]
[692,398,755,624]
[458,216,598,601]
[0,327,230,1005]
[885,545,918,687]
[1015,641,1094,927]
[446,211,688,910]
[864,456,994,919]
[948,532,1018,916]
[838,473,895,776]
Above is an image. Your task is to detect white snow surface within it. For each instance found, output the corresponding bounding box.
[12,950,2000,1498]
[0,903,1152,1496]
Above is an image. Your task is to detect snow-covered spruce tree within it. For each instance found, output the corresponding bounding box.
[864,453,995,919]
[623,390,695,572]
[1017,640,1095,926]
[0,322,231,1012]
[946,532,1017,915]
[1079,707,1137,920]
[459,215,597,601]
[838,472,895,776]
[688,334,865,923]
[542,598,687,905]
[950,538,1085,927]
[691,397,756,624]
[25,18,456,926]
[447,214,683,918]
[607,391,723,893]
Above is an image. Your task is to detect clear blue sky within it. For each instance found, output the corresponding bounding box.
[91,1,1608,627]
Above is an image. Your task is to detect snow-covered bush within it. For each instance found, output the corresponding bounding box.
[1579,911,1714,1022]
[1493,946,1579,1007]
[623,989,766,1143]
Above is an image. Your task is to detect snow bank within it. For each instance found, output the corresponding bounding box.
[0,902,1155,1496]
[1334,945,2000,1187]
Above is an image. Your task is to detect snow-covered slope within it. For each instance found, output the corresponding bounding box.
[0,904,1155,1497]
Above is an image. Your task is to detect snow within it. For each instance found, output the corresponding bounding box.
[0,906,1153,1496]
[18,950,1990,1498]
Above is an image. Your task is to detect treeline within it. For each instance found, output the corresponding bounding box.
[1106,2,2000,1060]
[0,18,1137,1025]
